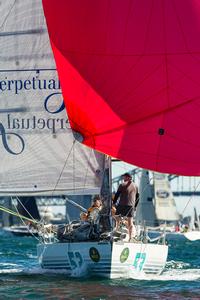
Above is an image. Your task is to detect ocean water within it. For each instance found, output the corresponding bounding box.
[0,230,200,300]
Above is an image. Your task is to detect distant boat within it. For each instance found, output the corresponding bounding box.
[136,172,200,241]
[3,196,40,237]
[183,207,200,241]
[153,172,180,224]
[183,231,200,241]
[4,225,38,237]
[136,170,180,226]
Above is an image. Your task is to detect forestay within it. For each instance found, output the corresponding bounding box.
[0,0,105,196]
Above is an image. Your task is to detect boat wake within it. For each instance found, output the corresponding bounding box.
[125,260,200,281]
[0,265,69,276]
[1,261,200,282]
[158,268,200,281]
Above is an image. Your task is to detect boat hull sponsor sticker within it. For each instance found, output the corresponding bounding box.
[89,247,100,262]
[68,251,83,269]
[120,247,129,263]
[133,253,146,271]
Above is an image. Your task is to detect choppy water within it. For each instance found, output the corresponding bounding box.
[0,230,200,299]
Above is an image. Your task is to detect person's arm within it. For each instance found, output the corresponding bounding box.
[113,185,122,205]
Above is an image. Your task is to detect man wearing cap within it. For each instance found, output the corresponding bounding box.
[113,172,138,241]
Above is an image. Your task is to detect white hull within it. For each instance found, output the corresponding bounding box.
[37,241,168,279]
[184,231,200,241]
[3,226,38,237]
[148,230,186,241]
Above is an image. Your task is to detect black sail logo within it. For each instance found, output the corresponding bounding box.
[44,92,65,113]
[0,123,25,155]
[0,73,69,155]
[156,190,169,198]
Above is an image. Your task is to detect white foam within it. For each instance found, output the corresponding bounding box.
[0,263,19,267]
[126,268,200,281]
[158,268,200,281]
[1,261,199,281]
[24,266,69,275]
[166,260,191,269]
[0,268,23,274]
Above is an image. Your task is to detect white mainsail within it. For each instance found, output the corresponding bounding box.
[0,0,105,196]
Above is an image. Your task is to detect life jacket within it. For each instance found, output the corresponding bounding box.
[87,205,100,220]
[80,205,101,222]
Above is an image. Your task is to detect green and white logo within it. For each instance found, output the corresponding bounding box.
[120,247,129,263]
[68,251,83,269]
[133,252,146,271]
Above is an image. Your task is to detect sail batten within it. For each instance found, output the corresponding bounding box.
[0,29,46,36]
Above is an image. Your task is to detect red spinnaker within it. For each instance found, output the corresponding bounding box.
[43,0,200,176]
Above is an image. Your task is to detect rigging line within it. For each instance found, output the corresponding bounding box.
[0,205,38,224]
[12,197,41,242]
[73,143,98,205]
[38,140,77,225]
[82,148,93,195]
[52,139,76,195]
[15,195,38,224]
[65,197,87,213]
[181,181,200,216]
[73,141,75,193]
[38,140,76,226]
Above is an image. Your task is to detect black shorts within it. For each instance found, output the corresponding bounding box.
[115,205,134,217]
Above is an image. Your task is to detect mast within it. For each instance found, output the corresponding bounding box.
[100,156,112,231]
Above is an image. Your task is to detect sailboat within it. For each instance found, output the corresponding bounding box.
[153,172,180,224]
[136,170,180,224]
[183,207,200,241]
[2,0,200,278]
[136,170,185,240]
[137,171,200,241]
[3,196,40,236]
[0,0,168,279]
